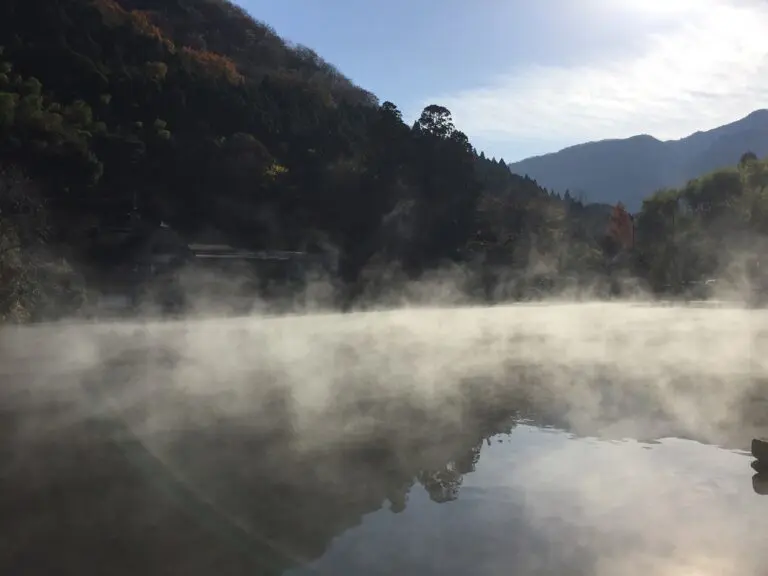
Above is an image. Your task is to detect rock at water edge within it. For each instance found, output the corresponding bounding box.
[751,438,768,461]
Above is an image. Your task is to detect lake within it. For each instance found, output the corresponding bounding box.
[287,427,766,576]
[2,302,768,575]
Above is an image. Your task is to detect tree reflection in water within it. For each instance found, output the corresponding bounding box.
[8,326,760,576]
[0,362,522,576]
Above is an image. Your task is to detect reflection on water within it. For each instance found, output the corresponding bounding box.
[753,472,768,495]
[3,304,768,575]
[290,428,768,576]
[2,398,767,575]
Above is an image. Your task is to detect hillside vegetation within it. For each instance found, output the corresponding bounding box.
[0,0,764,319]
[634,152,768,292]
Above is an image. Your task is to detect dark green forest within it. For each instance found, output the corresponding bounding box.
[0,0,766,320]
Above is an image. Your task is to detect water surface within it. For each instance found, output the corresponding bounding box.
[3,302,768,575]
[288,425,767,576]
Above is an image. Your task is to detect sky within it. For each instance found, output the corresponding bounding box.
[237,0,768,162]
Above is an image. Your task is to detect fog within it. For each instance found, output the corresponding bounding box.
[2,296,768,575]
[5,299,766,446]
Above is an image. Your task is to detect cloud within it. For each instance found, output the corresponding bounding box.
[427,0,768,152]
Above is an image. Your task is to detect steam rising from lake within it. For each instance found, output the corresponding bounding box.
[6,301,765,445]
[2,301,768,575]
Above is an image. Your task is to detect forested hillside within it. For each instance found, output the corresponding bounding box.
[633,152,768,293]
[0,0,763,320]
[0,0,613,319]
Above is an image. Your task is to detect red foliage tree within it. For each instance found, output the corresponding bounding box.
[607,202,634,250]
[180,47,243,85]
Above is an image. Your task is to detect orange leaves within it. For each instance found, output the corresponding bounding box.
[129,11,175,50]
[180,47,243,85]
[607,202,634,250]
[90,1,240,85]
[129,11,163,41]
[91,1,174,50]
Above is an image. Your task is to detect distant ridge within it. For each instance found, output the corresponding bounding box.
[508,110,768,210]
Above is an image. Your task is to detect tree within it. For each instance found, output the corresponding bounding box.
[0,0,641,311]
[0,92,16,128]
[0,167,59,321]
[607,202,634,250]
[380,100,402,122]
[413,104,455,139]
[740,151,758,167]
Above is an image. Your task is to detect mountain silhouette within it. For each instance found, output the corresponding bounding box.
[509,110,768,210]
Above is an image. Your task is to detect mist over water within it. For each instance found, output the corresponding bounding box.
[2,300,768,575]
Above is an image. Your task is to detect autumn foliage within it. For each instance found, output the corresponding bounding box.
[607,202,634,250]
[128,11,175,50]
[91,1,174,50]
[180,46,244,85]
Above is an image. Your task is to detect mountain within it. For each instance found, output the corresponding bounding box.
[508,110,768,211]
[2,0,603,319]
